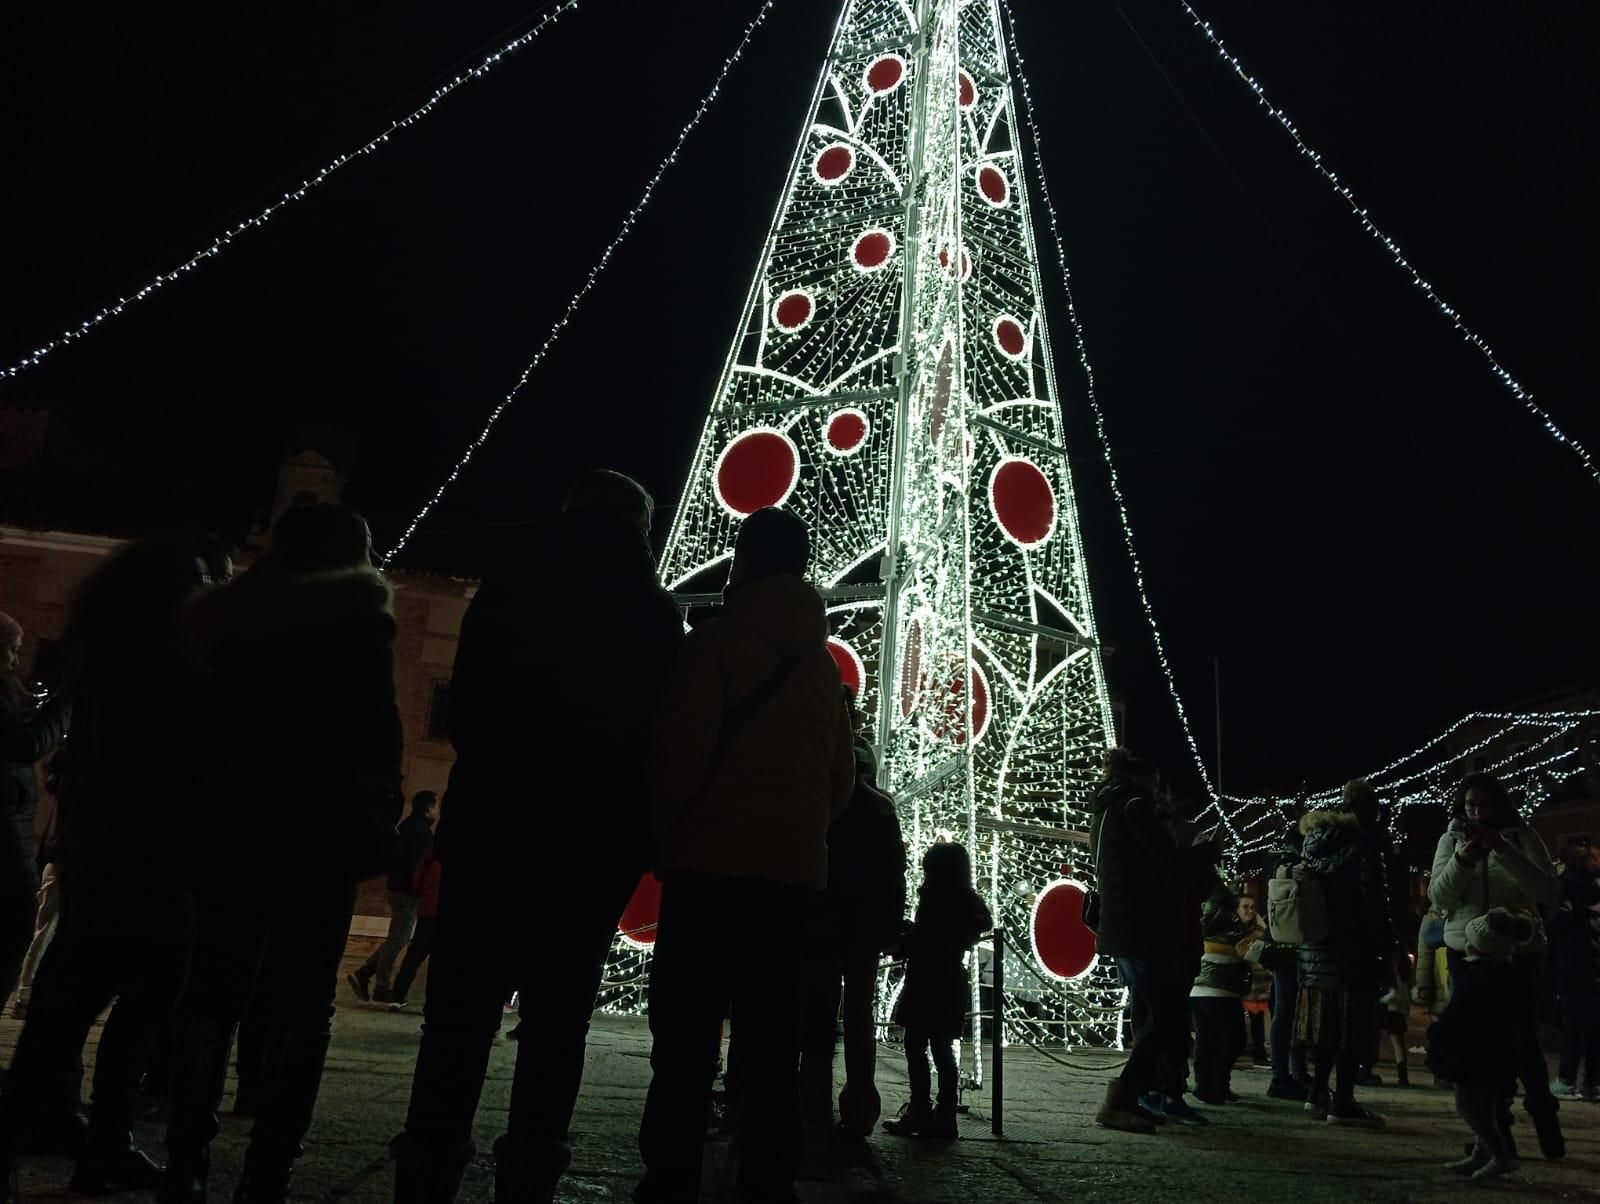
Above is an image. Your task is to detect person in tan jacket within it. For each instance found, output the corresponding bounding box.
[636,507,853,1204]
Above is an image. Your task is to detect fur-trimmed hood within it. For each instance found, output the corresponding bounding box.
[186,566,394,646]
[1300,808,1362,835]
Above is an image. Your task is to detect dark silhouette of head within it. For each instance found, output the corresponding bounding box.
[411,790,438,817]
[1102,746,1159,796]
[62,537,209,686]
[728,507,809,590]
[921,840,973,892]
[1456,772,1515,826]
[1341,777,1380,820]
[563,469,654,538]
[258,503,372,576]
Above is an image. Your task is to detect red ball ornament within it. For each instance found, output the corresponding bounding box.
[618,872,663,949]
[813,144,854,185]
[825,407,869,455]
[1031,880,1099,980]
[989,456,1055,547]
[958,70,977,110]
[772,289,814,332]
[826,637,865,698]
[993,314,1027,360]
[977,164,1009,207]
[852,228,895,272]
[865,55,905,95]
[714,429,800,516]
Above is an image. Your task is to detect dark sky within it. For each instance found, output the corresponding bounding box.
[2,1,1596,797]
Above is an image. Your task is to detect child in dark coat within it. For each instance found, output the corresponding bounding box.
[884,842,992,1138]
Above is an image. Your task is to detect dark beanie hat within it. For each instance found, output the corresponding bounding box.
[733,507,810,583]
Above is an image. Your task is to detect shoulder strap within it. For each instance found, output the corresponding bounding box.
[720,654,801,740]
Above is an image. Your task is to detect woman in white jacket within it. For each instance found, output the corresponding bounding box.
[1428,772,1561,1160]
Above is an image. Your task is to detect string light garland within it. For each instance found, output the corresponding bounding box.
[1175,1,1600,489]
[0,1,583,383]
[382,0,782,563]
[996,0,1226,833]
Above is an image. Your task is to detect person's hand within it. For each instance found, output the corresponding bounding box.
[1479,827,1509,854]
[1244,940,1266,964]
[1455,838,1491,865]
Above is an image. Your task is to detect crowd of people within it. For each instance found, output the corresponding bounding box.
[1088,749,1599,1183]
[1,467,1597,1201]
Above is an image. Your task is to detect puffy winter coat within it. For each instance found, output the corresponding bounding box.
[1087,775,1218,959]
[897,887,993,1040]
[1191,877,1253,997]
[1295,809,1393,992]
[650,573,854,891]
[1548,867,1600,1022]
[440,510,683,873]
[186,566,404,883]
[1428,817,1554,956]
[0,680,68,888]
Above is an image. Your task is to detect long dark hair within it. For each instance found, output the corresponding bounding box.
[1454,772,1515,823]
[1102,746,1158,795]
[252,503,371,578]
[61,538,205,691]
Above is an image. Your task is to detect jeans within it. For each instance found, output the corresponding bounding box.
[1191,997,1244,1099]
[0,834,40,1011]
[1,872,194,1142]
[1116,954,1191,1099]
[14,862,60,1008]
[390,916,437,1004]
[359,890,419,993]
[402,847,644,1180]
[799,939,881,1130]
[636,875,816,1204]
[905,1027,958,1108]
[1448,949,1556,1115]
[1558,1014,1597,1088]
[1270,968,1308,1084]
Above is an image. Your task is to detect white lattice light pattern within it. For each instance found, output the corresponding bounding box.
[598,0,1123,1047]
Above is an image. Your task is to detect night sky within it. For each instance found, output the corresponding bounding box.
[2,1,1596,799]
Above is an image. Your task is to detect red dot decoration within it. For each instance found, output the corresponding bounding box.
[990,456,1056,548]
[977,164,1009,207]
[898,619,923,719]
[825,407,868,455]
[938,244,972,282]
[772,289,814,332]
[958,70,977,110]
[714,429,800,517]
[618,872,663,949]
[928,341,953,446]
[826,637,865,699]
[993,314,1027,360]
[852,228,895,272]
[813,144,854,185]
[1031,880,1098,980]
[865,55,906,95]
[931,660,990,745]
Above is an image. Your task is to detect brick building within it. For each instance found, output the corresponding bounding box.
[0,431,474,921]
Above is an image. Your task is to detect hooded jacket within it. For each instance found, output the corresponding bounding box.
[1086,774,1217,959]
[650,573,853,891]
[1295,809,1393,991]
[439,510,683,871]
[1428,816,1553,957]
[186,565,403,881]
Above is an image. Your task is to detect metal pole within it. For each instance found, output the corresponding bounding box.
[990,928,1004,1139]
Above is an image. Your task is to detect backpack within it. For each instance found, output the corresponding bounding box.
[1267,862,1329,946]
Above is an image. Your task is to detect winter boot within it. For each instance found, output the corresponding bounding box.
[881,1099,934,1136]
[1094,1080,1156,1135]
[1527,1097,1565,1160]
[490,1133,569,1204]
[924,1104,959,1139]
[389,1132,474,1204]
[160,1019,238,1204]
[70,1135,165,1195]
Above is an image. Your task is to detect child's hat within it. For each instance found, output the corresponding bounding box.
[1464,908,1534,959]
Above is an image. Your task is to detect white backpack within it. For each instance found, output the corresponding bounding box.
[1267,863,1329,946]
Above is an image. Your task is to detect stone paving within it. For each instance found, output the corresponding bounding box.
[4,943,1598,1202]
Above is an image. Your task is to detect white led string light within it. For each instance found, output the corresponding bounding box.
[383,0,781,563]
[0,1,583,382]
[998,0,1225,831]
[1176,1,1600,488]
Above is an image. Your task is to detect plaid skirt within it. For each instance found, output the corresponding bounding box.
[1294,986,1378,1054]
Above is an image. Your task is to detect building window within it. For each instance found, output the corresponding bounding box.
[426,680,451,743]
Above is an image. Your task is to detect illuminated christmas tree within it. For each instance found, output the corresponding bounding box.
[607,0,1123,1046]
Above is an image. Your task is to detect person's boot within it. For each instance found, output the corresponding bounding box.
[160,1019,237,1204]
[491,1133,568,1204]
[1527,1097,1565,1160]
[881,1099,934,1136]
[1394,1061,1410,1088]
[346,968,372,1002]
[1093,1080,1156,1135]
[70,1133,165,1195]
[389,1131,473,1204]
[924,1103,958,1139]
[836,1082,881,1138]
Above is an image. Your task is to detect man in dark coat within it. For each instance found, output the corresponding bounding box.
[0,612,69,1023]
[349,791,437,1004]
[394,471,684,1203]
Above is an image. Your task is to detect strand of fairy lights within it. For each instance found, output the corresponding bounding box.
[1176,1,1599,488]
[382,0,781,563]
[998,0,1225,833]
[0,1,582,382]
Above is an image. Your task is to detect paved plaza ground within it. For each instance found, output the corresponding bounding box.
[4,942,1597,1203]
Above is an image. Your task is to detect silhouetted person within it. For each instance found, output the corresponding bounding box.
[1548,842,1599,1100]
[393,470,682,1204]
[0,538,214,1198]
[161,503,404,1204]
[634,506,853,1204]
[350,791,437,1004]
[882,841,990,1139]
[799,702,904,1138]
[387,848,442,1010]
[0,610,70,1035]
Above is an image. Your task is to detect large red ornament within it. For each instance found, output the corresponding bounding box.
[618,872,663,949]
[993,314,1027,360]
[958,70,977,110]
[772,289,814,332]
[865,55,905,95]
[826,637,865,698]
[825,408,868,455]
[929,658,990,745]
[990,456,1055,547]
[1031,880,1098,980]
[852,229,894,272]
[813,144,854,184]
[977,164,1009,207]
[715,429,799,516]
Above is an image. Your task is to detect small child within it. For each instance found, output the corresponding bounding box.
[884,842,992,1139]
[1189,882,1255,1105]
[1380,952,1414,1086]
[1238,895,1272,1067]
[1426,908,1534,1181]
